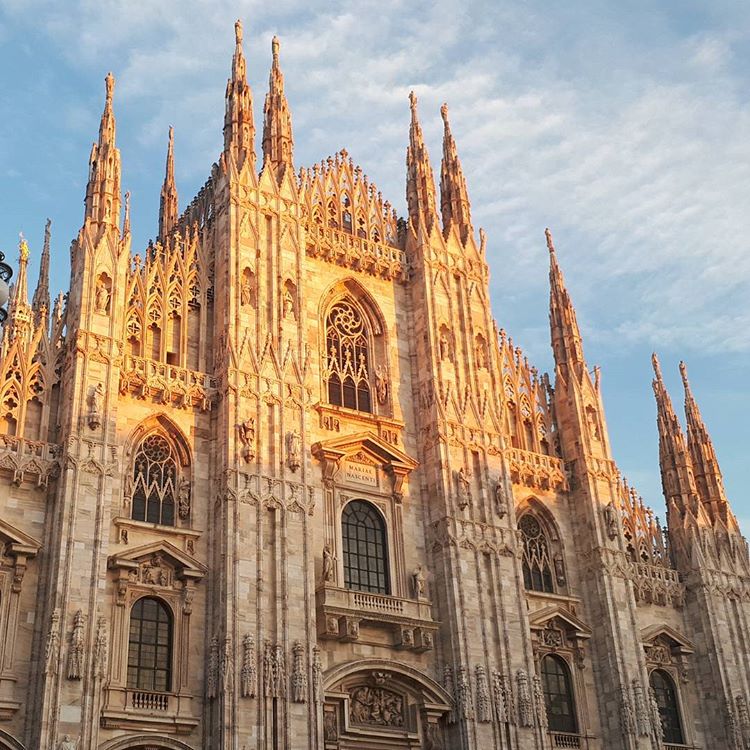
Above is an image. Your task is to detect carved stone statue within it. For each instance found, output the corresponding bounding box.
[439,331,451,361]
[456,467,471,510]
[94,278,110,314]
[604,502,618,540]
[178,478,191,519]
[375,365,388,405]
[283,288,295,319]
[240,277,254,306]
[59,736,78,750]
[238,418,255,462]
[287,430,301,472]
[67,610,85,680]
[322,542,336,583]
[87,382,104,429]
[475,338,487,369]
[494,481,508,518]
[411,565,426,599]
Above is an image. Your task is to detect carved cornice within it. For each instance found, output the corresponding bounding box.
[504,447,567,492]
[0,435,61,487]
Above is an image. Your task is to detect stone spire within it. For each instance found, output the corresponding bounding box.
[6,234,33,342]
[83,72,122,230]
[31,219,51,325]
[651,354,703,522]
[159,127,179,241]
[223,19,256,171]
[406,91,438,236]
[261,35,294,184]
[439,103,473,244]
[679,361,737,529]
[547,228,586,380]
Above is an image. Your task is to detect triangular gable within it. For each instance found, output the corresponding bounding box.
[640,624,694,654]
[109,539,206,581]
[528,604,592,639]
[0,518,41,556]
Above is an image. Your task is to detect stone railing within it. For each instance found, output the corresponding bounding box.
[119,355,216,411]
[305,223,408,282]
[352,591,405,615]
[130,690,170,711]
[629,561,684,608]
[0,435,60,488]
[550,733,582,748]
[504,447,567,492]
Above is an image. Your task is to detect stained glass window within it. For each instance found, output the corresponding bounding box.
[519,514,555,593]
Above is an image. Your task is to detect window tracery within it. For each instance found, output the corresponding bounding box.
[519,514,555,593]
[324,301,372,413]
[131,433,183,526]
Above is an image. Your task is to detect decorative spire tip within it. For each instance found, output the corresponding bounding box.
[651,352,663,381]
[440,102,449,122]
[409,90,417,111]
[105,72,115,102]
[272,35,280,57]
[235,19,243,45]
[679,360,689,388]
[545,227,555,253]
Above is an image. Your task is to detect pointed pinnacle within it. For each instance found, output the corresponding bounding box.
[235,18,243,45]
[272,35,280,60]
[545,227,555,254]
[679,360,690,391]
[105,71,115,103]
[651,352,664,382]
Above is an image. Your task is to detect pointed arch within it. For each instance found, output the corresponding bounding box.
[516,497,566,594]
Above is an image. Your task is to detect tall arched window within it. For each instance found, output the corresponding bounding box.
[519,514,555,593]
[342,500,389,594]
[649,669,684,744]
[127,597,172,692]
[324,301,372,413]
[541,654,577,734]
[132,434,178,526]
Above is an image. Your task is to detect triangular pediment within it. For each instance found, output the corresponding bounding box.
[312,431,418,472]
[109,539,206,580]
[0,518,41,556]
[640,624,694,653]
[528,604,592,639]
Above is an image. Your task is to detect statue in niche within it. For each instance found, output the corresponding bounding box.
[475,338,487,369]
[59,737,78,750]
[439,330,451,361]
[283,287,295,319]
[178,478,191,519]
[322,542,336,583]
[237,418,256,462]
[95,278,110,314]
[586,405,600,441]
[456,467,471,510]
[286,430,301,472]
[603,502,618,540]
[494,481,508,518]
[87,383,104,429]
[240,273,254,306]
[411,565,426,599]
[375,365,388,405]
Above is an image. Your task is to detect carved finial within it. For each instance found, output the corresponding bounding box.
[440,102,449,123]
[105,72,115,103]
[235,19,243,45]
[545,227,555,253]
[651,352,663,382]
[409,90,418,111]
[271,35,280,58]
[679,360,689,389]
[18,233,29,261]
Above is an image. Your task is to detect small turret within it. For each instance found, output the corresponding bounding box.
[223,19,256,172]
[261,35,294,184]
[158,127,178,241]
[439,103,473,244]
[405,92,438,236]
[83,73,122,231]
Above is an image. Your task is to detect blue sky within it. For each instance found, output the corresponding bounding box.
[0,1,748,528]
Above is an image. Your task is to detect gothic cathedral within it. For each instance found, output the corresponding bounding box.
[0,20,747,750]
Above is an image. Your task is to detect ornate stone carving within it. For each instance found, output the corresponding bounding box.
[220,636,233,694]
[443,666,456,724]
[93,617,108,679]
[136,554,172,587]
[727,699,744,750]
[375,364,388,405]
[291,640,307,703]
[207,635,219,698]
[178,478,191,518]
[58,735,78,750]
[411,565,426,599]
[516,668,534,727]
[323,706,338,741]
[533,674,547,730]
[264,641,286,698]
[492,668,514,724]
[241,634,257,698]
[475,665,492,723]
[311,645,322,703]
[620,684,636,736]
[349,685,404,727]
[494,481,507,518]
[322,542,336,583]
[648,686,663,743]
[44,609,60,676]
[238,417,256,462]
[67,610,85,680]
[540,621,563,648]
[456,467,471,510]
[286,430,301,472]
[604,501,618,540]
[456,666,474,720]
[632,679,651,737]
[87,383,104,429]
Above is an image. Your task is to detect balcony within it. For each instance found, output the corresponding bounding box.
[316,585,438,651]
[131,690,170,711]
[101,686,198,734]
[550,733,582,748]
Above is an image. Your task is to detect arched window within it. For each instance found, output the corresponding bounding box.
[541,654,577,734]
[649,669,684,744]
[342,500,389,594]
[519,514,555,593]
[127,597,172,692]
[324,301,372,413]
[132,434,178,526]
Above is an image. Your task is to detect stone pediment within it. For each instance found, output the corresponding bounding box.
[108,539,206,582]
[0,518,41,557]
[528,604,592,639]
[312,431,418,500]
[640,624,694,653]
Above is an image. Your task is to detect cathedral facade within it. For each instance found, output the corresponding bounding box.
[0,20,748,750]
